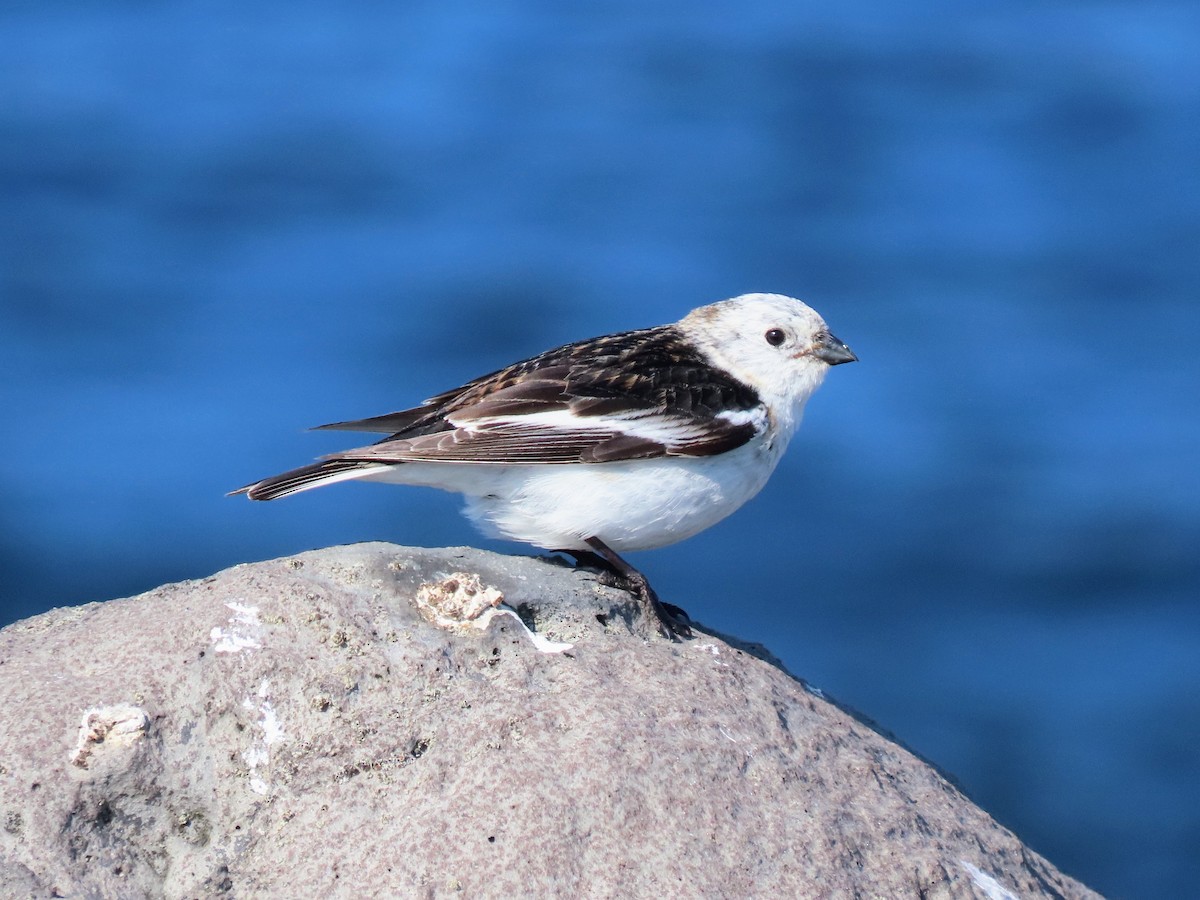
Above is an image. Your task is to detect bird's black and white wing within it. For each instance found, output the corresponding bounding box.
[234,326,766,499]
[322,325,765,463]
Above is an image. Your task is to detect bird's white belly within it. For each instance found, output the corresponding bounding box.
[366,437,784,552]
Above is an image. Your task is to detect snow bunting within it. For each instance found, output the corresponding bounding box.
[233,292,856,638]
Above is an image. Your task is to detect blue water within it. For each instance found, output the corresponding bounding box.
[3,4,1198,896]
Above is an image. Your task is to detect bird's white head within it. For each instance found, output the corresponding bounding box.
[680,292,857,438]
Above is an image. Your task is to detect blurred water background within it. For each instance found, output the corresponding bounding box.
[3,3,1198,896]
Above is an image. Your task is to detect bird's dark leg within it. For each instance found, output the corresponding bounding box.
[559,549,610,572]
[568,537,692,640]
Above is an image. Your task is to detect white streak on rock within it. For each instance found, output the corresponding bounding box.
[241,679,286,795]
[260,702,285,744]
[474,606,574,654]
[960,861,1020,900]
[210,601,263,653]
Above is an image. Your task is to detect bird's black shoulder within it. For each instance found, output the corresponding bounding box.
[557,325,762,419]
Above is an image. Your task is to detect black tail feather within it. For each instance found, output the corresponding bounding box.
[230,458,384,501]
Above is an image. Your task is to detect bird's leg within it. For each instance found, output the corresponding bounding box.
[559,549,610,572]
[558,548,631,600]
[558,544,693,638]
[576,537,692,640]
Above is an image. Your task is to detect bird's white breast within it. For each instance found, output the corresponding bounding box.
[366,430,788,552]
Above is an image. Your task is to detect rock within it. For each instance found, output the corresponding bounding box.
[0,543,1099,898]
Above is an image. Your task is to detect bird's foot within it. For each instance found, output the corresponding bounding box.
[563,541,693,640]
[631,575,693,640]
[661,601,693,627]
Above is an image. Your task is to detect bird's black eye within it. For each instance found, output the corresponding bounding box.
[765,328,786,347]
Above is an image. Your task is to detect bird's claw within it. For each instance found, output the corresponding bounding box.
[630,576,692,641]
[650,597,693,640]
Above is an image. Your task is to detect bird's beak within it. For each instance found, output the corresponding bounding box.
[813,331,858,366]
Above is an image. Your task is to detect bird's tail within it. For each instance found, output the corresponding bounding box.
[229,458,387,501]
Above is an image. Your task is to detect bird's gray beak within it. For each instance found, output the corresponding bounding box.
[813,331,858,366]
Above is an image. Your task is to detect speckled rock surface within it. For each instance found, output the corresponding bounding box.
[0,543,1100,899]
